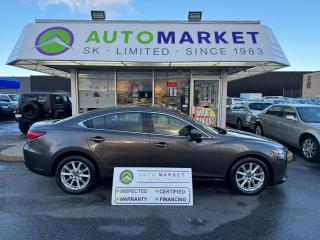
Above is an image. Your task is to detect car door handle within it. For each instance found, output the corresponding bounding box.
[89,136,105,143]
[154,142,169,148]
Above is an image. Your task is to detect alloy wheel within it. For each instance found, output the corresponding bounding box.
[302,139,316,159]
[235,162,265,192]
[60,161,91,191]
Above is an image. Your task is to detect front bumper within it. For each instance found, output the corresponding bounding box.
[271,153,288,186]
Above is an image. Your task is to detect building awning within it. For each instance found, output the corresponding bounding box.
[0,78,20,89]
[7,20,289,80]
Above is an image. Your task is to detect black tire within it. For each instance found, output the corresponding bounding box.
[300,135,320,162]
[55,155,97,194]
[255,123,264,136]
[236,119,243,130]
[229,157,269,195]
[21,102,41,120]
[19,122,31,134]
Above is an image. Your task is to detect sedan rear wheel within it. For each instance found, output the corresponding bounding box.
[236,119,243,130]
[230,158,269,195]
[55,156,97,194]
[255,123,264,136]
[301,135,320,162]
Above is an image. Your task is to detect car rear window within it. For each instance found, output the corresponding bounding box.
[21,94,47,103]
[249,103,272,110]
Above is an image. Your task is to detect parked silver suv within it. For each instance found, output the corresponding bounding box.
[226,101,272,130]
[252,104,320,162]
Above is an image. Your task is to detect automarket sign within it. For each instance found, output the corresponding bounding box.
[111,167,193,206]
[7,22,288,65]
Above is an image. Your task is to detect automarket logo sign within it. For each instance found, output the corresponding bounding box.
[34,27,74,56]
[120,170,134,184]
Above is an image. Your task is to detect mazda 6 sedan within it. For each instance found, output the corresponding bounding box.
[24,107,288,195]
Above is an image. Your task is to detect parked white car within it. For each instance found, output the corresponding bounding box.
[0,94,19,105]
[251,104,320,162]
[226,101,273,129]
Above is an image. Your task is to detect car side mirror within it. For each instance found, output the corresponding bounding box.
[189,129,202,142]
[226,106,230,110]
[285,115,296,121]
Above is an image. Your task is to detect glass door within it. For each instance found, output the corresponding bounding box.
[192,79,219,126]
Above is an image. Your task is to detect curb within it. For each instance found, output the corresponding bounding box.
[0,153,23,162]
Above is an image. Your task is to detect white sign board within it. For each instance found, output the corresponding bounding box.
[8,22,289,65]
[111,167,193,206]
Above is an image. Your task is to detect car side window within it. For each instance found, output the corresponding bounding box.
[105,113,143,132]
[54,95,63,104]
[151,113,191,136]
[230,103,239,110]
[229,104,236,110]
[265,106,282,117]
[281,107,297,120]
[238,103,245,110]
[83,113,144,133]
[83,116,105,129]
[62,96,69,103]
[0,95,10,102]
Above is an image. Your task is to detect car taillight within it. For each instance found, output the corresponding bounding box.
[48,106,52,114]
[26,131,47,139]
[16,106,20,114]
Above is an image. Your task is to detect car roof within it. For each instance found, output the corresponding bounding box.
[271,104,320,108]
[20,92,68,96]
[236,101,270,105]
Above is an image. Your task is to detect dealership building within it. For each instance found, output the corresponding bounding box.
[7,18,289,127]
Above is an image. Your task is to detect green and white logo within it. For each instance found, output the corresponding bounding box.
[120,170,134,184]
[35,27,74,56]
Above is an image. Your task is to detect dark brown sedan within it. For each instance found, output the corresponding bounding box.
[23,107,288,195]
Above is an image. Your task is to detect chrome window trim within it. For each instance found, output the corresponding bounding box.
[78,110,213,138]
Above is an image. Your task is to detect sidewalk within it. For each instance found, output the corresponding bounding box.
[0,120,25,161]
[0,141,25,161]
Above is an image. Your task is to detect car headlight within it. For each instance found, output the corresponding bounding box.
[0,105,9,109]
[272,148,287,159]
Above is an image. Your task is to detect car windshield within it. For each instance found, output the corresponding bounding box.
[297,107,320,123]
[273,100,286,104]
[8,94,19,101]
[249,103,272,110]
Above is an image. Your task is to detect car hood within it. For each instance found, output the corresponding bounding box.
[224,128,283,147]
[306,123,320,129]
[250,110,263,116]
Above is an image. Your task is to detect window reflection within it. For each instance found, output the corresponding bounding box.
[154,70,190,114]
[117,70,152,106]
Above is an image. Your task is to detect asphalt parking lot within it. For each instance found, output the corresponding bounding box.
[1,119,320,239]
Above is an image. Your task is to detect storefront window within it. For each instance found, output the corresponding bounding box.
[154,70,190,114]
[78,70,115,112]
[117,70,152,106]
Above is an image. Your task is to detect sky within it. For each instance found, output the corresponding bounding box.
[1,0,319,76]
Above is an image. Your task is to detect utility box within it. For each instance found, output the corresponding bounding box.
[302,72,320,97]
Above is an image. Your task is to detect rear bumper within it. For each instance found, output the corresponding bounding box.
[23,143,53,177]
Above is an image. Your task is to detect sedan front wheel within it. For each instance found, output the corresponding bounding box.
[229,158,269,195]
[301,135,320,162]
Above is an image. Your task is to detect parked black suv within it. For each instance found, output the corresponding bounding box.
[15,93,72,133]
